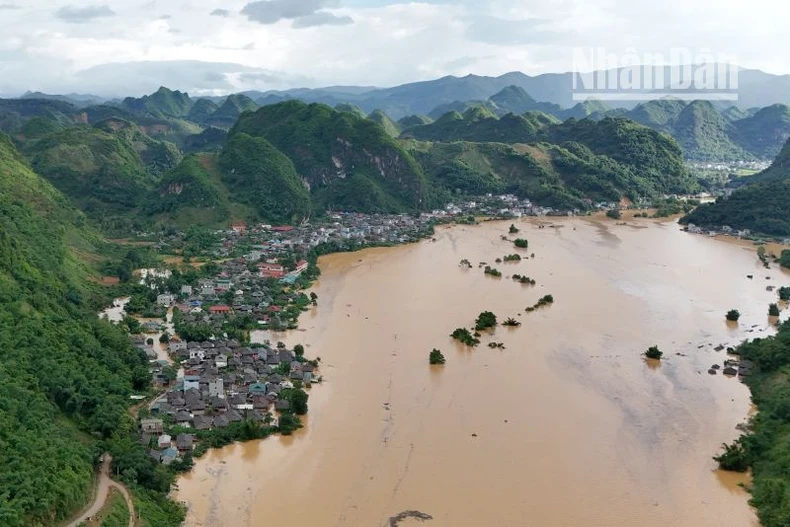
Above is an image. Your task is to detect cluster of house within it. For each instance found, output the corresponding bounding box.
[686,223,753,238]
[142,339,316,464]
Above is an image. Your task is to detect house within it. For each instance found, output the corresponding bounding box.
[157,294,176,307]
[169,339,187,353]
[231,221,247,234]
[275,399,291,411]
[160,447,179,465]
[208,378,224,398]
[209,305,232,315]
[176,433,195,451]
[295,260,309,273]
[181,285,193,296]
[215,354,228,369]
[258,262,286,279]
[193,415,214,430]
[175,410,192,424]
[248,382,267,396]
[183,375,201,392]
[157,434,172,449]
[140,418,164,435]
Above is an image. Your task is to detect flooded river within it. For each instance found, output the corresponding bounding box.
[176,218,788,526]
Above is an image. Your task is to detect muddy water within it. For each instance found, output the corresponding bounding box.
[176,218,788,527]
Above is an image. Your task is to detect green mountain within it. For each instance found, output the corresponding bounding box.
[0,132,153,526]
[334,103,367,119]
[681,140,790,235]
[625,99,687,131]
[187,98,220,122]
[733,104,790,159]
[23,120,180,213]
[367,109,401,138]
[488,86,537,115]
[0,98,75,133]
[145,154,224,216]
[206,94,259,128]
[397,114,433,130]
[121,86,192,118]
[218,133,311,223]
[405,109,557,143]
[427,100,498,121]
[559,100,612,120]
[230,101,430,212]
[671,100,749,161]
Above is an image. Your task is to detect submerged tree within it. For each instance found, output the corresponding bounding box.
[726,309,741,322]
[769,303,781,317]
[509,224,520,234]
[644,345,663,360]
[513,238,529,249]
[475,311,498,331]
[429,349,446,365]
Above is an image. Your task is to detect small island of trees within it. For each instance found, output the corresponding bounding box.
[484,266,502,277]
[526,295,554,312]
[769,303,781,317]
[512,274,536,285]
[475,311,498,331]
[451,328,480,347]
[644,345,663,360]
[429,349,446,365]
[509,224,519,234]
[726,309,741,322]
[513,238,529,249]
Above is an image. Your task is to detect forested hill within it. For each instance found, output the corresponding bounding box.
[681,137,790,236]
[0,132,153,526]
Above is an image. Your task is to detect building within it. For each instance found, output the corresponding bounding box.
[209,305,232,315]
[157,294,176,307]
[258,262,286,279]
[208,378,224,398]
[231,221,247,234]
[140,418,164,435]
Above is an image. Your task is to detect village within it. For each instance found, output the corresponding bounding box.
[119,194,664,464]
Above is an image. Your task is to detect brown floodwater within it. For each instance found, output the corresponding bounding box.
[176,218,789,527]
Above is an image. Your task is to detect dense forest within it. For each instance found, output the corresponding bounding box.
[0,132,165,525]
[715,320,790,527]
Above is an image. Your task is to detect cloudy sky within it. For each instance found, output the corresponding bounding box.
[0,0,788,96]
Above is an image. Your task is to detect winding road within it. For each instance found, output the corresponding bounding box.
[65,454,135,527]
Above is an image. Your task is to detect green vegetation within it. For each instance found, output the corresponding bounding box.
[503,254,521,262]
[781,250,790,269]
[526,294,554,312]
[122,86,192,119]
[0,132,160,526]
[475,311,497,331]
[502,317,521,327]
[450,328,480,347]
[606,209,622,219]
[712,320,790,526]
[726,309,742,322]
[145,154,225,217]
[218,133,312,223]
[429,348,446,365]
[509,224,519,234]
[512,274,536,285]
[483,265,502,277]
[779,287,790,301]
[97,489,130,527]
[769,303,781,317]
[368,110,401,138]
[513,238,529,249]
[231,101,430,213]
[644,346,663,360]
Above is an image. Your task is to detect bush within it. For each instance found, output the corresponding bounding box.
[606,209,622,219]
[429,349,446,365]
[475,311,497,331]
[769,303,781,317]
[509,224,519,234]
[644,345,663,360]
[726,309,741,321]
[513,238,529,249]
[450,328,480,347]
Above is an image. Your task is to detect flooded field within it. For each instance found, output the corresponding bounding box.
[176,218,788,526]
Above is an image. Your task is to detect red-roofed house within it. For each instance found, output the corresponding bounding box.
[295,260,309,273]
[231,221,247,234]
[209,305,232,314]
[272,226,294,232]
[257,262,285,279]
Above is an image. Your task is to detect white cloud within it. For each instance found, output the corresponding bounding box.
[0,0,788,96]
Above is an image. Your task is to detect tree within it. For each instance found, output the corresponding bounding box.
[513,238,529,249]
[779,287,790,301]
[159,333,170,343]
[146,338,154,346]
[509,224,519,234]
[606,209,622,219]
[644,345,663,360]
[769,303,781,317]
[429,349,446,365]
[294,344,305,357]
[726,309,741,321]
[310,292,318,305]
[475,311,497,331]
[276,341,286,349]
[287,388,309,415]
[781,250,790,269]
